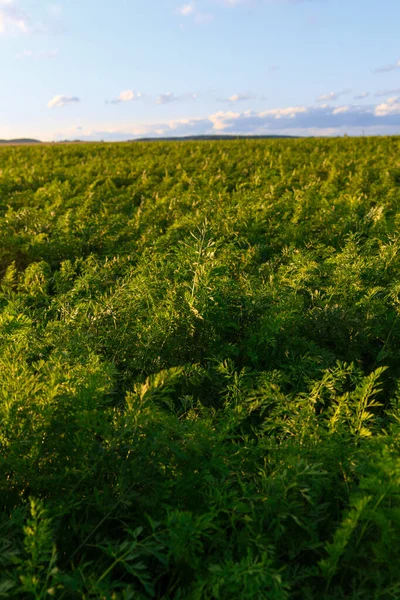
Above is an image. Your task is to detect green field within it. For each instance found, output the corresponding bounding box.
[1,137,400,598]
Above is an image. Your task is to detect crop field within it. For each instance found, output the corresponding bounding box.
[2,137,400,598]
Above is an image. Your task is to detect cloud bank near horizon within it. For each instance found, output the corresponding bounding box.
[50,99,400,142]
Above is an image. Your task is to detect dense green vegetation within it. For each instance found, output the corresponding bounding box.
[1,137,400,598]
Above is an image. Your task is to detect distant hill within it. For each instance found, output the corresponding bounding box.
[132,134,298,142]
[0,135,299,145]
[0,138,41,145]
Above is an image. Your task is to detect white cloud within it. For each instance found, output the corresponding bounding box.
[119,90,136,102]
[47,95,80,108]
[209,111,241,130]
[316,90,351,102]
[260,106,307,118]
[374,59,400,74]
[111,90,141,104]
[106,90,143,104]
[374,97,400,116]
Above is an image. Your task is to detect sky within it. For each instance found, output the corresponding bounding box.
[0,0,400,140]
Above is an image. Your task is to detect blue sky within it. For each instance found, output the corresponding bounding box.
[1,0,400,140]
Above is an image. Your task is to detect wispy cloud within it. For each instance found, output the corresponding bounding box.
[194,12,213,23]
[0,0,30,34]
[47,95,80,108]
[332,106,349,115]
[157,92,177,105]
[156,92,198,104]
[219,0,329,6]
[0,0,64,35]
[218,93,252,103]
[220,0,245,5]
[373,59,400,74]
[176,0,316,23]
[228,93,252,102]
[353,92,369,100]
[316,90,351,102]
[17,49,58,59]
[176,2,213,24]
[47,3,62,18]
[178,2,195,15]
[375,88,400,98]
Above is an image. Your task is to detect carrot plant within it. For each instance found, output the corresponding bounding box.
[1,137,400,598]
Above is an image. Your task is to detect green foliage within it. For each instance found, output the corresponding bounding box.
[0,138,400,597]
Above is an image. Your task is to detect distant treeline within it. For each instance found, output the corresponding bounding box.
[133,134,298,142]
[0,138,41,144]
[0,135,299,145]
